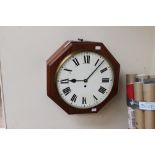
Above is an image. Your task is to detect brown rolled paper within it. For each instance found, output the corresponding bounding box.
[134,82,144,129]
[143,83,155,129]
[134,74,150,129]
[136,74,150,82]
[150,75,155,79]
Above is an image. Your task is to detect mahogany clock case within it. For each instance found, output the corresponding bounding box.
[47,41,120,114]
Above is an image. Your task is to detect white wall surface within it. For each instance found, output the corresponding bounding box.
[0,27,153,128]
[150,29,155,74]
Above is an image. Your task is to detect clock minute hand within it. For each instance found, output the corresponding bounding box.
[69,60,104,83]
[86,60,104,81]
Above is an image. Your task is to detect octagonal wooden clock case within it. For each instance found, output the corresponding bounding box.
[47,40,120,114]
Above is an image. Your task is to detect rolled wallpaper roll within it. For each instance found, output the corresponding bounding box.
[126,74,136,129]
[134,82,144,129]
[150,75,155,79]
[143,83,155,129]
[136,74,150,82]
[134,75,150,129]
[126,74,136,84]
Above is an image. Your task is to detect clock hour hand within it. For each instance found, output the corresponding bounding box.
[86,60,104,81]
[70,79,85,83]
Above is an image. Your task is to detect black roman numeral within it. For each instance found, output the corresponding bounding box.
[95,59,99,66]
[60,79,69,84]
[72,58,80,66]
[82,97,87,104]
[98,86,106,94]
[71,94,77,102]
[62,87,71,96]
[100,67,107,73]
[102,78,109,83]
[64,68,72,72]
[93,95,98,100]
[84,55,90,64]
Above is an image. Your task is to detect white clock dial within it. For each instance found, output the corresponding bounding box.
[56,51,114,109]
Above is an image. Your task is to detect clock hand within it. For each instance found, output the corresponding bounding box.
[69,60,104,84]
[70,79,85,83]
[86,60,104,81]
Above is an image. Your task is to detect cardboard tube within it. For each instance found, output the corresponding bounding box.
[143,84,155,129]
[126,74,136,100]
[126,74,136,129]
[143,78,155,84]
[150,75,155,79]
[134,82,144,129]
[126,74,137,84]
[136,74,150,82]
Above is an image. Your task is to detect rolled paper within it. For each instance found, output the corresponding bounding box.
[143,78,155,84]
[150,75,155,79]
[134,82,143,100]
[126,74,136,129]
[126,74,137,84]
[134,82,144,129]
[143,83,155,129]
[134,74,150,129]
[126,74,136,100]
[136,74,150,82]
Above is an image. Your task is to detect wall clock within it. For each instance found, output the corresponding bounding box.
[47,40,120,114]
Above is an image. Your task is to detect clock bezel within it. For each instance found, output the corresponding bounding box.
[55,50,115,109]
[47,41,120,114]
